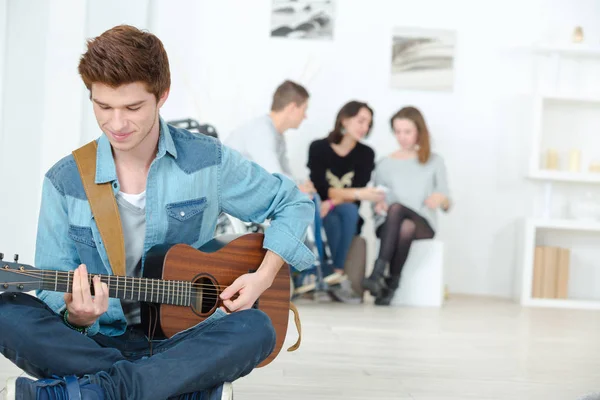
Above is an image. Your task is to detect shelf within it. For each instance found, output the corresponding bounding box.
[541,93,600,104]
[533,43,600,58]
[524,298,600,310]
[518,43,600,311]
[529,217,600,233]
[528,169,600,184]
[517,218,600,309]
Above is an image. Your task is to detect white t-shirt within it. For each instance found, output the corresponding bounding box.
[119,190,146,209]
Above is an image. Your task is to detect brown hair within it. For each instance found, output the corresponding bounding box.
[78,25,171,101]
[390,106,431,164]
[271,80,309,111]
[327,101,374,144]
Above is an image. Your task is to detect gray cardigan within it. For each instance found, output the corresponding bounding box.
[371,152,450,232]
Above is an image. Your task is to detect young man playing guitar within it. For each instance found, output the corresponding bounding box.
[0,25,314,400]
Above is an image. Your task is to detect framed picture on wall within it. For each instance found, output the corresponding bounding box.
[270,0,335,40]
[391,27,456,92]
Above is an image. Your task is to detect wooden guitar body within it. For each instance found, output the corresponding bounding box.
[141,233,290,367]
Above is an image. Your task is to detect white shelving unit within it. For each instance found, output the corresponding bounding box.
[527,93,600,187]
[531,217,600,232]
[517,42,600,309]
[533,43,600,58]
[541,92,600,104]
[525,297,600,310]
[518,218,600,310]
[528,169,600,184]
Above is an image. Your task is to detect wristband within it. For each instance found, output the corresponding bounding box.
[63,309,90,335]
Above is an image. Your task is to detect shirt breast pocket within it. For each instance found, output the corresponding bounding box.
[68,225,104,271]
[165,197,208,245]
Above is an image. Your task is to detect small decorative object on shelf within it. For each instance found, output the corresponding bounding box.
[589,162,600,173]
[572,26,584,43]
[545,148,559,170]
[568,149,581,172]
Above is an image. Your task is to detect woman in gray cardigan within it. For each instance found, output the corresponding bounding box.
[362,106,451,305]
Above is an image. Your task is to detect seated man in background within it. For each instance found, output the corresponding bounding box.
[225,79,314,193]
[226,81,347,297]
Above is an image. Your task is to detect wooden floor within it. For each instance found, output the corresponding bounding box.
[1,295,599,399]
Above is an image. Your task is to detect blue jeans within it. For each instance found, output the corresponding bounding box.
[0,293,276,400]
[322,203,359,272]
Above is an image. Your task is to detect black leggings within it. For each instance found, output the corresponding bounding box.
[376,203,435,277]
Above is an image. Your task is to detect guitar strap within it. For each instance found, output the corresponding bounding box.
[72,140,126,276]
[287,302,301,352]
[72,140,303,352]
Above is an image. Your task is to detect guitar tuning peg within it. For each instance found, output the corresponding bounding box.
[13,254,18,263]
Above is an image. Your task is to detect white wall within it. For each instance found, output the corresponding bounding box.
[39,0,87,179]
[0,0,50,264]
[80,0,152,144]
[0,0,152,265]
[151,0,586,298]
[1,0,599,298]
[0,0,6,147]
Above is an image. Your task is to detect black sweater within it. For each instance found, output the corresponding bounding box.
[307,138,375,232]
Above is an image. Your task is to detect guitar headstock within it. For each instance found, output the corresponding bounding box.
[0,252,42,293]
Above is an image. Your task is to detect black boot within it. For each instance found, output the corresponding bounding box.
[375,275,400,306]
[362,259,388,297]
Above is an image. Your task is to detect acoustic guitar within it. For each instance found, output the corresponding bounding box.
[0,233,295,367]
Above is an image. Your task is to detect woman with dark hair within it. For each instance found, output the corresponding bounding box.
[307,100,385,302]
[362,106,451,305]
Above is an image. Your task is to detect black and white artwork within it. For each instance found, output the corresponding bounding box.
[391,27,456,92]
[270,0,334,40]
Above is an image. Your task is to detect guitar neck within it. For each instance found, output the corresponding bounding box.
[39,270,193,306]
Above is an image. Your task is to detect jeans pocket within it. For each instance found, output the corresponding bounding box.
[165,197,208,245]
[68,225,103,269]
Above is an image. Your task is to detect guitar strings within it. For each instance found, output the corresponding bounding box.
[3,269,240,290]
[1,269,266,302]
[1,279,233,304]
[4,276,228,299]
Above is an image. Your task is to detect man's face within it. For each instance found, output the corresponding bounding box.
[91,82,168,152]
[289,100,308,129]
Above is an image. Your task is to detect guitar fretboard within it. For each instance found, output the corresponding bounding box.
[39,271,194,306]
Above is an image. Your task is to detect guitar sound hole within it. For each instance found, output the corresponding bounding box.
[190,275,218,315]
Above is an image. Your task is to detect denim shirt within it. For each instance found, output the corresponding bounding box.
[34,117,315,337]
